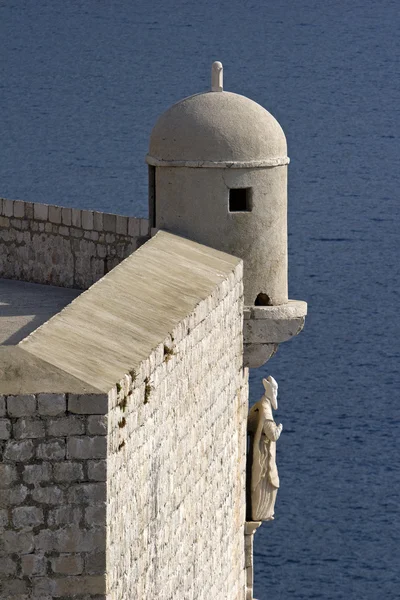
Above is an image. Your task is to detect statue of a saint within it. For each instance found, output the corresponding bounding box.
[247,376,283,521]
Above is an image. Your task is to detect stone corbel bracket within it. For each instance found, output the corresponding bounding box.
[243,300,307,368]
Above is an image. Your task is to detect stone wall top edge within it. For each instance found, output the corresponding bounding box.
[19,232,243,392]
[0,347,103,397]
[109,259,243,384]
[0,196,147,234]
[108,266,243,407]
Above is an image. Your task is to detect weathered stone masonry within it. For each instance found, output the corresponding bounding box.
[1,232,248,599]
[0,198,148,289]
[107,261,247,600]
[0,392,108,599]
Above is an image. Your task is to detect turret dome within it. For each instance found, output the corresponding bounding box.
[146,91,288,168]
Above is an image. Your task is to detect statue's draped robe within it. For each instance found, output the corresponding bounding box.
[248,399,281,521]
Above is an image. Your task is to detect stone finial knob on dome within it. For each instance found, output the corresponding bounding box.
[211,61,223,92]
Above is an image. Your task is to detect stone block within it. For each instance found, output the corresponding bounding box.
[54,461,84,482]
[105,232,116,243]
[103,213,116,232]
[37,393,66,416]
[0,395,5,416]
[0,578,29,596]
[140,218,149,236]
[0,417,11,439]
[93,211,103,230]
[70,226,83,238]
[51,553,84,575]
[82,210,94,230]
[88,460,106,481]
[0,482,27,510]
[68,482,106,504]
[36,438,66,461]
[128,216,140,237]
[14,417,45,439]
[13,200,25,218]
[12,506,44,528]
[67,436,107,459]
[33,202,48,221]
[48,416,85,437]
[97,244,107,258]
[68,394,108,414]
[62,206,72,225]
[49,205,62,224]
[0,556,16,576]
[87,415,108,435]
[3,198,14,217]
[85,503,106,527]
[53,526,105,553]
[1,530,34,553]
[21,554,47,576]
[11,217,23,229]
[34,529,55,552]
[85,551,106,574]
[33,575,106,596]
[23,463,52,484]
[116,215,128,235]
[25,202,34,219]
[79,238,96,256]
[59,225,70,235]
[71,208,82,228]
[0,463,18,487]
[31,485,64,505]
[48,506,83,527]
[4,439,35,461]
[7,394,36,416]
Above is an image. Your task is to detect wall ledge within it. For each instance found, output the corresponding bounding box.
[244,300,307,368]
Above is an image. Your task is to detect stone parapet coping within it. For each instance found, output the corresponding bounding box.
[0,197,148,237]
[0,347,101,395]
[17,231,242,393]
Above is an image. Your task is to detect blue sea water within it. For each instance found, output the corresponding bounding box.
[1,1,399,598]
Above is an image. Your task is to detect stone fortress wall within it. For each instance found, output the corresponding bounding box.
[106,258,247,600]
[0,391,109,599]
[1,228,248,599]
[0,197,148,289]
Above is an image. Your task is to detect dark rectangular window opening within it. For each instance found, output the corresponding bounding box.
[229,188,252,212]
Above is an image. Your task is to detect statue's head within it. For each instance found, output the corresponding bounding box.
[262,376,278,410]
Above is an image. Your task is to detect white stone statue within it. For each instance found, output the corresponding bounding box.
[248,376,283,521]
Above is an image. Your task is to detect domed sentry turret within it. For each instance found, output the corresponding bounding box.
[147,62,307,368]
[146,62,289,307]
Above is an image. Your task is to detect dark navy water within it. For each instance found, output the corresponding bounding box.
[1,1,399,598]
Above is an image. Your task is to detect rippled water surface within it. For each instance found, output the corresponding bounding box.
[1,1,399,598]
